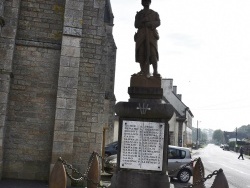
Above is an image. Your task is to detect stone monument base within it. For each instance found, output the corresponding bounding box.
[111,73,174,188]
[130,74,161,88]
[128,74,163,101]
[111,170,171,188]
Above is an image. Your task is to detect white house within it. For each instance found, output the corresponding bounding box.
[162,79,194,147]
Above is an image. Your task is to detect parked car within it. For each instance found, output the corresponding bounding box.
[223,144,229,151]
[105,141,118,157]
[104,145,193,183]
[220,144,224,148]
[168,145,193,183]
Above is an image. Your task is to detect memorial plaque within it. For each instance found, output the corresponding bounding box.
[120,120,165,171]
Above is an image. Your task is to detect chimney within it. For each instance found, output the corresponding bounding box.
[177,94,182,101]
[173,86,177,94]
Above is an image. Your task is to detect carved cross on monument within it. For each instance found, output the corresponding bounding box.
[136,103,151,115]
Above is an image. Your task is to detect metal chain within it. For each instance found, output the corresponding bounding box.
[184,169,223,188]
[58,151,108,188]
[95,152,105,160]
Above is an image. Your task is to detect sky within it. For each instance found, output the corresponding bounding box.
[110,0,250,132]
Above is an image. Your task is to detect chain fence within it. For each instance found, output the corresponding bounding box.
[184,169,224,188]
[58,151,108,188]
[58,154,225,188]
[168,157,226,188]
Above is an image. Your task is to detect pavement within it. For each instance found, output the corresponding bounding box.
[0,179,50,188]
[0,175,191,188]
[0,178,190,188]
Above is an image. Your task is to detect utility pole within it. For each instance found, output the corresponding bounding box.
[236,127,238,149]
[196,120,199,149]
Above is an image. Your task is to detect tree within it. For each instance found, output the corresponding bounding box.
[212,129,224,144]
[238,124,250,138]
[192,127,208,145]
[200,132,208,143]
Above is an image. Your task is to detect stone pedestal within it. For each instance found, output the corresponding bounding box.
[111,75,174,188]
[111,170,170,188]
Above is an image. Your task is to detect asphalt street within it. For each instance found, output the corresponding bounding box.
[192,144,250,188]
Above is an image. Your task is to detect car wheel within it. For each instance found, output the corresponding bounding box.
[177,169,191,183]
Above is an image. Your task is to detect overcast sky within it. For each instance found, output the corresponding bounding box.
[110,0,250,132]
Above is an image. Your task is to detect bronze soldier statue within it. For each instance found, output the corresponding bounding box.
[134,0,160,77]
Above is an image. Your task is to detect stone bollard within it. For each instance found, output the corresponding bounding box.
[49,158,67,188]
[211,169,229,188]
[87,153,101,188]
[193,158,205,188]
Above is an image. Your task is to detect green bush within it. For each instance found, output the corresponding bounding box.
[229,141,235,148]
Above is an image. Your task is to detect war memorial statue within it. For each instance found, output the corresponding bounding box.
[134,0,160,77]
[111,1,174,188]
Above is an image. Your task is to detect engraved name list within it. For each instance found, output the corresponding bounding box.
[120,120,165,171]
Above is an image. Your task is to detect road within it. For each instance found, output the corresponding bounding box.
[192,144,250,188]
[102,144,250,188]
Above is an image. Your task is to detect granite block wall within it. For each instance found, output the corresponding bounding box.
[0,0,22,179]
[0,0,116,182]
[1,0,64,180]
[72,0,115,173]
[3,46,60,180]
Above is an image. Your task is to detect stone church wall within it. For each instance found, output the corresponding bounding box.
[71,0,117,174]
[2,0,64,180]
[0,0,116,182]
[4,46,60,180]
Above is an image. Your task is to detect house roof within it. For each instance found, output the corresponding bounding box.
[162,78,193,119]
